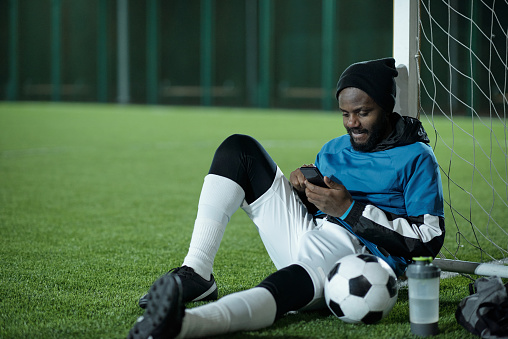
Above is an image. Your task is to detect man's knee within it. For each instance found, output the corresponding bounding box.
[209,134,276,204]
[214,134,257,162]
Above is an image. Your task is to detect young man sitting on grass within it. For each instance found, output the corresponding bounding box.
[127,57,445,339]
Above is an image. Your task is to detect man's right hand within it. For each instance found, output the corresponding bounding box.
[290,164,313,192]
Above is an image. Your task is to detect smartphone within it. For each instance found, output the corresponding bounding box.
[300,166,327,187]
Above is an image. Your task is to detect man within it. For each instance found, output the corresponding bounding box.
[127,57,445,339]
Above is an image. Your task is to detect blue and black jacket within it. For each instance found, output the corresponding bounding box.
[314,113,445,276]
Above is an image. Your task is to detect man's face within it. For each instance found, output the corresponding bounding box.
[338,87,391,152]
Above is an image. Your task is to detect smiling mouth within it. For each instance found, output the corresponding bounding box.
[349,129,368,137]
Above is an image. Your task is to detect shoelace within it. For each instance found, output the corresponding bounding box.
[167,266,195,279]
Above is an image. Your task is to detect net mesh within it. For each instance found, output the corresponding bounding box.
[418,0,508,263]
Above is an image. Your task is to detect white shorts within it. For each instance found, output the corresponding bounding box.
[242,167,367,308]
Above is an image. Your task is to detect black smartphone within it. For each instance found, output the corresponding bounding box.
[300,166,327,187]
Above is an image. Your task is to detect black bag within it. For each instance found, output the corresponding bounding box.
[456,276,508,338]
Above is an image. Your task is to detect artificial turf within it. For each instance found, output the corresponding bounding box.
[0,102,500,338]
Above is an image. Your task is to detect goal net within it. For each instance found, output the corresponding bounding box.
[394,0,508,272]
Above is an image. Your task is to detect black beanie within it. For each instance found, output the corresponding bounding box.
[335,57,398,113]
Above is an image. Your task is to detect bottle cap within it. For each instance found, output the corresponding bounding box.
[412,256,433,263]
[406,257,441,279]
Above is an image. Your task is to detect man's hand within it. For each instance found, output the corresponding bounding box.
[305,176,353,218]
[289,165,312,193]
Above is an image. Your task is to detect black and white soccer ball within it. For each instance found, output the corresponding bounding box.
[324,253,398,324]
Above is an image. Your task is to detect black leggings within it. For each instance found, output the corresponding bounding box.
[209,134,277,204]
[209,134,315,317]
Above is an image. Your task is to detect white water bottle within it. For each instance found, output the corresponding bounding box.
[406,257,441,336]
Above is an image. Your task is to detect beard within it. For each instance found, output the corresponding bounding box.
[347,115,390,152]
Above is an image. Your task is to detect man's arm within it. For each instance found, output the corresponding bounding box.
[305,173,445,259]
[342,202,445,259]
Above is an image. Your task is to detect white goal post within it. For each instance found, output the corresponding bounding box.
[393,0,420,119]
[393,0,508,278]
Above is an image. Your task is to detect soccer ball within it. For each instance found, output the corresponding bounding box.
[324,253,398,324]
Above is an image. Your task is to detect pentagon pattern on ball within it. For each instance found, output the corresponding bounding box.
[387,275,398,298]
[327,262,340,281]
[361,310,384,324]
[349,275,371,298]
[328,299,345,318]
[357,253,379,262]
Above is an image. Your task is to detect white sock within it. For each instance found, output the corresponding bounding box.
[177,287,277,338]
[183,174,245,280]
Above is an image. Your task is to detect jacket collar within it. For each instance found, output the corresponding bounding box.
[369,113,430,152]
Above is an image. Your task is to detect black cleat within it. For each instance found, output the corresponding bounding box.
[138,266,218,309]
[128,274,185,339]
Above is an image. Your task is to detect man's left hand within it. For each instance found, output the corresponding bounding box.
[305,177,353,218]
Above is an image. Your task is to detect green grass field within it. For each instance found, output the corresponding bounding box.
[1,102,503,338]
